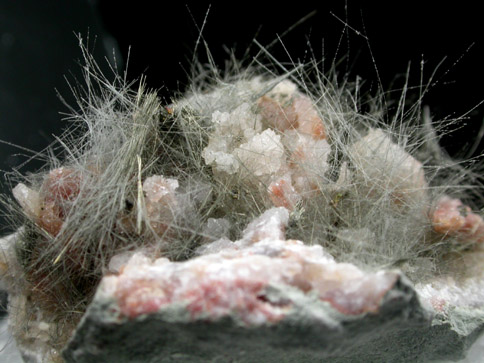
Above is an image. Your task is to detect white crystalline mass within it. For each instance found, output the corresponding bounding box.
[12,183,41,219]
[200,78,335,210]
[105,207,399,323]
[233,129,284,179]
[202,102,263,175]
[237,207,290,247]
[202,147,240,174]
[202,100,286,183]
[416,276,484,312]
[211,103,262,140]
[108,250,145,274]
[349,128,428,207]
[178,77,266,120]
[283,130,332,193]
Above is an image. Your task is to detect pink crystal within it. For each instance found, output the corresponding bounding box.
[289,95,326,140]
[41,167,81,203]
[34,167,82,236]
[268,176,301,210]
[431,196,484,243]
[257,93,326,140]
[258,95,297,132]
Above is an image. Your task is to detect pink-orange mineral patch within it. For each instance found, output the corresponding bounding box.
[108,208,398,324]
[432,196,484,243]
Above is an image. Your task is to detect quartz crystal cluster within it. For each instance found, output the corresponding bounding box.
[1,68,484,362]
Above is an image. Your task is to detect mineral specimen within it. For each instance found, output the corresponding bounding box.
[1,45,484,363]
[62,208,484,362]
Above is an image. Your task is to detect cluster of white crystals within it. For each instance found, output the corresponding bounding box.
[104,208,399,323]
[200,79,333,207]
[416,248,484,312]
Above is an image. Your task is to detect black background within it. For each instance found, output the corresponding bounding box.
[1,1,484,231]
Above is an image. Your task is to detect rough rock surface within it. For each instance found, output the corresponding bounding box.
[63,274,484,363]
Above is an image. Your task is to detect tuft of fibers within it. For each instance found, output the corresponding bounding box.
[1,36,484,355]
